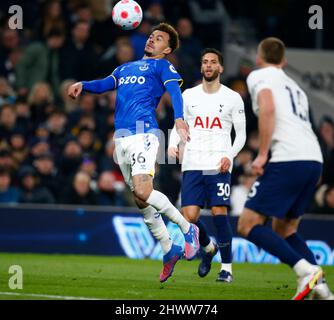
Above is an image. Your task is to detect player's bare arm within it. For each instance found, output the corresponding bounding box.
[252,88,275,176]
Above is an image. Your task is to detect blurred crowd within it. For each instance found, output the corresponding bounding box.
[0,0,333,214]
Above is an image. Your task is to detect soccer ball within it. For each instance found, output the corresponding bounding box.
[112,0,143,30]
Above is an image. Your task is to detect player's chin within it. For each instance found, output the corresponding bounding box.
[144,49,153,56]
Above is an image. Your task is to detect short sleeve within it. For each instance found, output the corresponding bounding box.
[246,71,272,101]
[158,60,183,87]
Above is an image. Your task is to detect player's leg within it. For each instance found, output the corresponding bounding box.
[206,171,233,281]
[133,194,183,283]
[211,206,233,282]
[131,134,199,261]
[116,135,183,282]
[272,217,317,265]
[134,194,173,255]
[182,205,217,277]
[238,162,324,299]
[272,216,333,300]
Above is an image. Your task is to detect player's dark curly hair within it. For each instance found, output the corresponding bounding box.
[201,48,224,66]
[152,23,180,53]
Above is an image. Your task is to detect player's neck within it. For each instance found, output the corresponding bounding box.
[260,62,284,69]
[202,80,221,94]
[143,53,165,60]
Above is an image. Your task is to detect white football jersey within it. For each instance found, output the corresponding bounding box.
[247,66,323,163]
[169,84,246,172]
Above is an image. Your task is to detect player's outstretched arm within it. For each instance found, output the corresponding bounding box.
[68,75,117,99]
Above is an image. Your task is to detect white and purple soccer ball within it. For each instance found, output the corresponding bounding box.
[112,0,143,30]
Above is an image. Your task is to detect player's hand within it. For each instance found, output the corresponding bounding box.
[219,157,231,173]
[251,154,268,176]
[168,146,179,159]
[175,118,190,143]
[68,82,83,99]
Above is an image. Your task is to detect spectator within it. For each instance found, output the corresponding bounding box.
[59,79,77,113]
[0,149,16,174]
[26,137,51,165]
[34,0,67,40]
[97,170,127,206]
[27,82,55,129]
[68,93,96,128]
[0,104,28,141]
[318,116,334,184]
[0,167,19,204]
[60,171,97,205]
[189,0,226,48]
[46,110,68,157]
[16,29,66,97]
[33,151,62,201]
[97,40,135,78]
[18,165,55,204]
[79,155,98,190]
[77,126,102,157]
[63,20,99,80]
[59,137,83,181]
[176,18,202,67]
[8,129,29,168]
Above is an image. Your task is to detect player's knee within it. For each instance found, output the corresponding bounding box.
[273,225,297,238]
[133,186,151,202]
[237,217,252,238]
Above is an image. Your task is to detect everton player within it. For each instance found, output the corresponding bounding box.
[168,48,246,282]
[237,37,333,300]
[68,23,200,283]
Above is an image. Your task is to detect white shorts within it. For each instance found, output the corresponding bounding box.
[115,133,159,191]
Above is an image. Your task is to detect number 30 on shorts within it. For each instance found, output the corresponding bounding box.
[217,183,230,197]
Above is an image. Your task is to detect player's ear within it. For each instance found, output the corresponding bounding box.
[255,54,262,66]
[220,65,224,74]
[163,47,172,55]
[282,58,288,67]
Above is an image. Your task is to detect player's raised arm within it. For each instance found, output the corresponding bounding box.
[68,73,118,99]
[252,88,275,175]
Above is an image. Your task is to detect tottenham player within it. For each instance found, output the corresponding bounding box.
[168,48,246,282]
[68,23,200,283]
[237,37,333,300]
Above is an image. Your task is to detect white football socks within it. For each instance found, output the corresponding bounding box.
[146,190,190,234]
[220,263,232,274]
[140,205,172,255]
[293,258,318,277]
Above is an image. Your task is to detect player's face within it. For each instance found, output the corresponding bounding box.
[144,30,172,57]
[201,53,223,82]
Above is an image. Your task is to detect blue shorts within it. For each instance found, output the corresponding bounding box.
[245,161,322,219]
[181,170,231,208]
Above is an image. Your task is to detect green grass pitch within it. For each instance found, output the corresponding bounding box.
[0,253,333,300]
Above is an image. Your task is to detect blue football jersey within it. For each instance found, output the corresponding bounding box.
[112,58,182,137]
